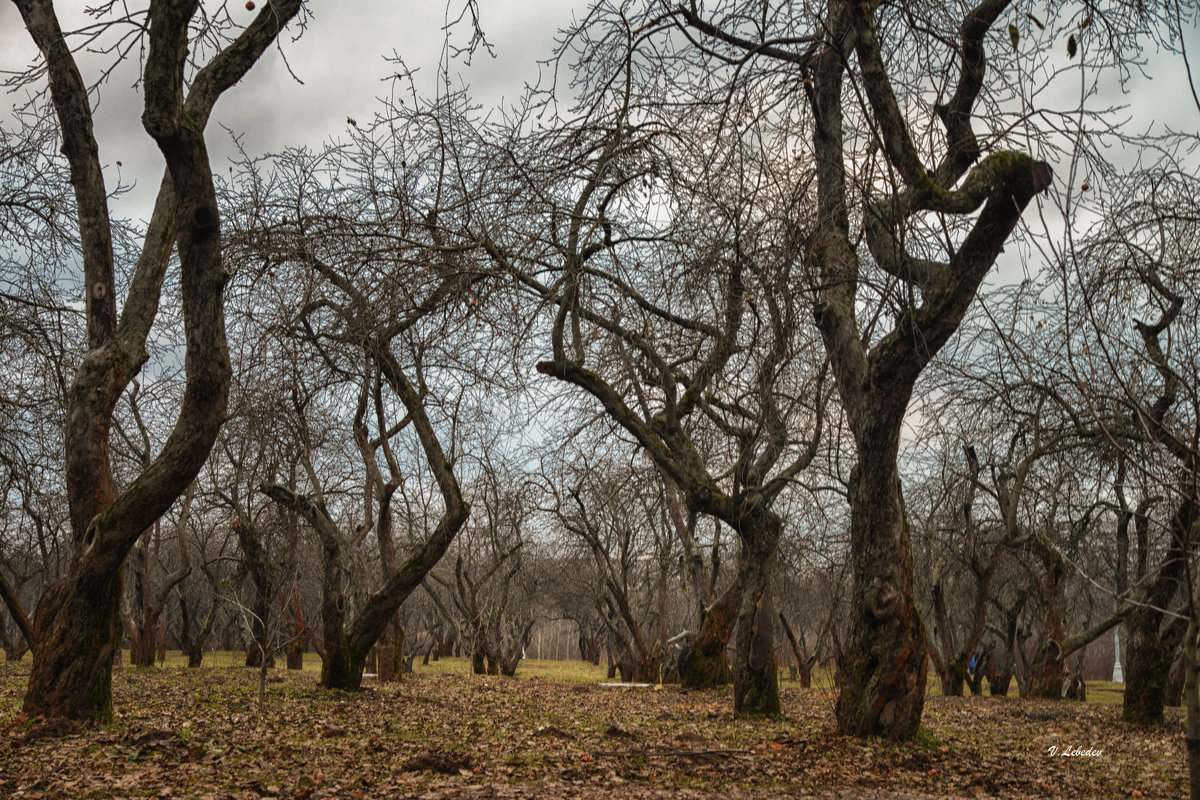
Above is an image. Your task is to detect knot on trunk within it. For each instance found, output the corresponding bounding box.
[866,578,901,621]
[191,205,217,238]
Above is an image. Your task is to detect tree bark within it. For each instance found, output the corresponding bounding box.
[731,515,781,716]
[1184,613,1200,799]
[1124,499,1193,724]
[129,504,192,667]
[0,571,35,654]
[799,0,1051,739]
[18,0,303,722]
[733,571,779,716]
[179,591,217,668]
[779,612,815,688]
[1025,555,1066,699]
[834,456,927,738]
[234,519,274,669]
[680,579,740,689]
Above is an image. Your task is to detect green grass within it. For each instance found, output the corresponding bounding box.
[21,650,1125,704]
[409,656,610,682]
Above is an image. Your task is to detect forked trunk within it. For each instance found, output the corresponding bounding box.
[835,457,927,740]
[179,592,216,668]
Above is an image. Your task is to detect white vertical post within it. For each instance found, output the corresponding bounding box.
[1113,627,1124,683]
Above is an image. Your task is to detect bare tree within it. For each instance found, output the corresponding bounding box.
[1060,167,1200,727]
[543,455,679,683]
[230,117,476,690]
[470,15,828,712]
[648,0,1188,739]
[11,0,307,722]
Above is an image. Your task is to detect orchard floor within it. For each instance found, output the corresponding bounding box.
[0,658,1186,799]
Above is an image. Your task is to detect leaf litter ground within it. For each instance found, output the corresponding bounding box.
[0,660,1185,799]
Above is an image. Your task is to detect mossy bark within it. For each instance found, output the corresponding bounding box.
[681,583,739,689]
[23,571,124,723]
[938,659,968,697]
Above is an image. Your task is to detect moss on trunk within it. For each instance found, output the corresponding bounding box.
[23,571,125,723]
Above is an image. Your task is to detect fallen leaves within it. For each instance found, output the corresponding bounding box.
[0,660,1187,799]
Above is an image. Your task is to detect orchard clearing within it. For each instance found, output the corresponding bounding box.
[0,658,1185,799]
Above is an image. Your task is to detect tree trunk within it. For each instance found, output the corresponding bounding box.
[1025,550,1067,699]
[731,515,781,716]
[0,571,35,656]
[317,532,355,689]
[260,337,469,691]
[286,643,304,671]
[1125,614,1188,724]
[2,637,29,663]
[733,572,779,716]
[1125,620,1170,722]
[377,644,396,682]
[834,457,927,739]
[19,0,302,723]
[179,591,216,669]
[779,612,814,688]
[680,580,740,689]
[129,539,158,668]
[129,612,159,667]
[1124,501,1191,723]
[1169,652,1186,707]
[23,572,124,722]
[284,578,307,671]
[1183,613,1200,800]
[939,658,968,698]
[967,655,987,696]
[235,520,274,669]
[1027,641,1065,699]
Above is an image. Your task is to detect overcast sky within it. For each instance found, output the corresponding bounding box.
[1,2,1196,225]
[0,1,589,221]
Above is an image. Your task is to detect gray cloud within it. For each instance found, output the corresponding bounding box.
[2,1,586,221]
